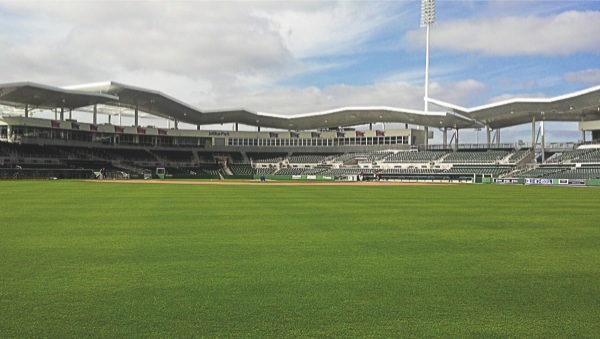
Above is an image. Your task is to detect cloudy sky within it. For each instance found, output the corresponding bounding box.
[1,0,599,143]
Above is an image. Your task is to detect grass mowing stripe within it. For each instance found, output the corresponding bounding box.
[0,181,599,337]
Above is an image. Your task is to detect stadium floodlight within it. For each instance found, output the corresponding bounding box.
[420,0,435,27]
[421,0,435,117]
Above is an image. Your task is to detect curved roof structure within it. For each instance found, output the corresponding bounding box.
[2,81,600,131]
[0,82,118,110]
[63,81,478,129]
[428,85,600,129]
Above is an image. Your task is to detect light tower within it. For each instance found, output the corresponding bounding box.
[421,0,435,113]
[421,0,435,148]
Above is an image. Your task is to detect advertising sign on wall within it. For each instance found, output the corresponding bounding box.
[558,179,586,185]
[525,178,553,185]
[494,178,519,184]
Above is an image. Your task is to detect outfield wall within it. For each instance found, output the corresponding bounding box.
[253,174,335,181]
[493,177,600,186]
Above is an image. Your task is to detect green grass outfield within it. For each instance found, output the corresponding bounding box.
[1,181,599,337]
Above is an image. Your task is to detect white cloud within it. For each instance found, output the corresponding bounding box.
[564,69,600,85]
[0,1,411,95]
[0,1,295,86]
[485,92,547,105]
[429,79,487,106]
[256,2,406,59]
[207,79,487,116]
[404,10,600,56]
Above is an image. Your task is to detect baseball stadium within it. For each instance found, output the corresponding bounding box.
[1,1,599,338]
[2,81,600,184]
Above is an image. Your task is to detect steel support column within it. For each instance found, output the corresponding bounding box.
[443,127,447,149]
[541,121,545,163]
[454,129,459,149]
[531,115,536,162]
[496,128,500,147]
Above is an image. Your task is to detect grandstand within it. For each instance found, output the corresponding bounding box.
[1,81,600,182]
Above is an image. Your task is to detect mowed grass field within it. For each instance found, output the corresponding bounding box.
[1,181,599,338]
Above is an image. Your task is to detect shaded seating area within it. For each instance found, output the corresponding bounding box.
[353,151,393,162]
[274,167,308,176]
[384,151,446,163]
[1,142,61,159]
[153,149,194,162]
[255,167,277,175]
[229,164,255,175]
[547,149,593,163]
[184,165,225,176]
[442,150,509,164]
[288,153,339,164]
[576,149,600,163]
[445,165,512,175]
[247,152,287,163]
[519,165,572,178]
[560,166,600,179]
[95,148,156,162]
[508,149,530,163]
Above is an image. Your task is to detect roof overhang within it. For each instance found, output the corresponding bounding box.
[1,81,599,131]
[428,85,600,129]
[0,82,118,110]
[63,81,479,130]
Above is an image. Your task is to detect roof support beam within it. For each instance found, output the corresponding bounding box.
[442,127,447,149]
[531,115,536,162]
[496,128,501,147]
[93,104,97,125]
[540,121,545,163]
[454,128,459,150]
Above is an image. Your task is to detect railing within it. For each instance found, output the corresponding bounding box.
[425,143,515,150]
[425,141,581,151]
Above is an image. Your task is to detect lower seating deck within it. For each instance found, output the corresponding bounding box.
[2,141,600,180]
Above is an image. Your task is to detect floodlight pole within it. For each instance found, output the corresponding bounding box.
[424,20,431,115]
[421,0,435,149]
